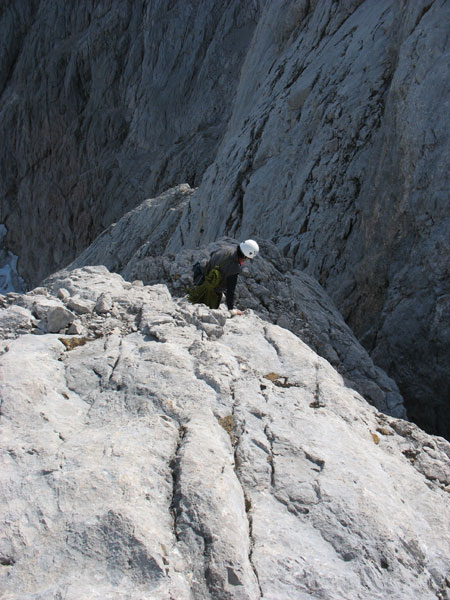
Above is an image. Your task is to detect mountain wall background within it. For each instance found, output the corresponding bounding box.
[0,0,449,437]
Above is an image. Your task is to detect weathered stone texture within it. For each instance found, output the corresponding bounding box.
[166,0,450,437]
[68,193,407,419]
[0,1,260,285]
[1,2,448,436]
[1,266,449,599]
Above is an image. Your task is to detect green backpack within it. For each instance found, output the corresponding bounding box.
[188,254,231,309]
[187,265,223,309]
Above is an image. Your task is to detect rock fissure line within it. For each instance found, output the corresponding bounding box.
[91,366,103,389]
[263,424,276,489]
[310,364,325,409]
[168,424,186,542]
[230,385,264,598]
[167,422,224,596]
[106,343,123,388]
[242,490,263,600]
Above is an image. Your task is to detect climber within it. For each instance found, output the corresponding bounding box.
[188,239,259,314]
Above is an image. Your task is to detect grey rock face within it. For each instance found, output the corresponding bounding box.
[69,184,195,273]
[1,1,448,437]
[1,266,449,599]
[0,304,35,336]
[165,0,450,438]
[69,192,406,418]
[67,295,95,315]
[46,305,76,333]
[0,1,260,287]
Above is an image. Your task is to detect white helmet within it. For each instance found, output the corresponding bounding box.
[239,239,259,259]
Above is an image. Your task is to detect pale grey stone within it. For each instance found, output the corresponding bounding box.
[57,287,71,301]
[95,293,112,315]
[67,295,95,315]
[0,305,34,336]
[29,287,48,296]
[67,320,87,336]
[46,306,76,333]
[28,296,65,320]
[1,268,449,600]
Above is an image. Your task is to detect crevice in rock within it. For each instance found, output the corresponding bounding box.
[413,2,434,32]
[168,421,218,596]
[168,424,186,542]
[107,339,122,388]
[264,424,276,489]
[309,364,326,408]
[91,366,103,389]
[230,387,264,598]
[242,491,263,598]
[304,451,325,472]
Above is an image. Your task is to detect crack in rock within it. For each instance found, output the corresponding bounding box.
[310,363,326,408]
[264,424,276,489]
[169,425,187,543]
[229,387,263,598]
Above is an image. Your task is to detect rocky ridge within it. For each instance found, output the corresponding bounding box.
[1,2,448,434]
[1,266,449,599]
[70,184,405,419]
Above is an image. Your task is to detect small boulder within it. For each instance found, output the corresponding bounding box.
[32,297,65,319]
[29,287,48,296]
[67,320,87,336]
[47,306,76,333]
[57,288,71,301]
[0,305,34,333]
[67,296,95,315]
[95,293,113,314]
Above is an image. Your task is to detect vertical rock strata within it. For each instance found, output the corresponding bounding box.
[0,0,260,285]
[1,2,449,435]
[1,266,449,598]
[167,1,450,438]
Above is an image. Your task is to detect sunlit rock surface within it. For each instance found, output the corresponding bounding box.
[1,2,448,436]
[1,266,449,599]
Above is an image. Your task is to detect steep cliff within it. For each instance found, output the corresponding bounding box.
[0,1,448,435]
[0,0,260,284]
[167,0,450,438]
[1,266,449,599]
[70,184,407,420]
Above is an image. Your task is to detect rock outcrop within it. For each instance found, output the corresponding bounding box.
[1,2,448,436]
[166,0,450,439]
[70,187,406,419]
[1,266,449,599]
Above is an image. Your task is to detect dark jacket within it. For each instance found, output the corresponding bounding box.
[206,244,242,309]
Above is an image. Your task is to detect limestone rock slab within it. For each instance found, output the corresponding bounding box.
[1,267,449,599]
